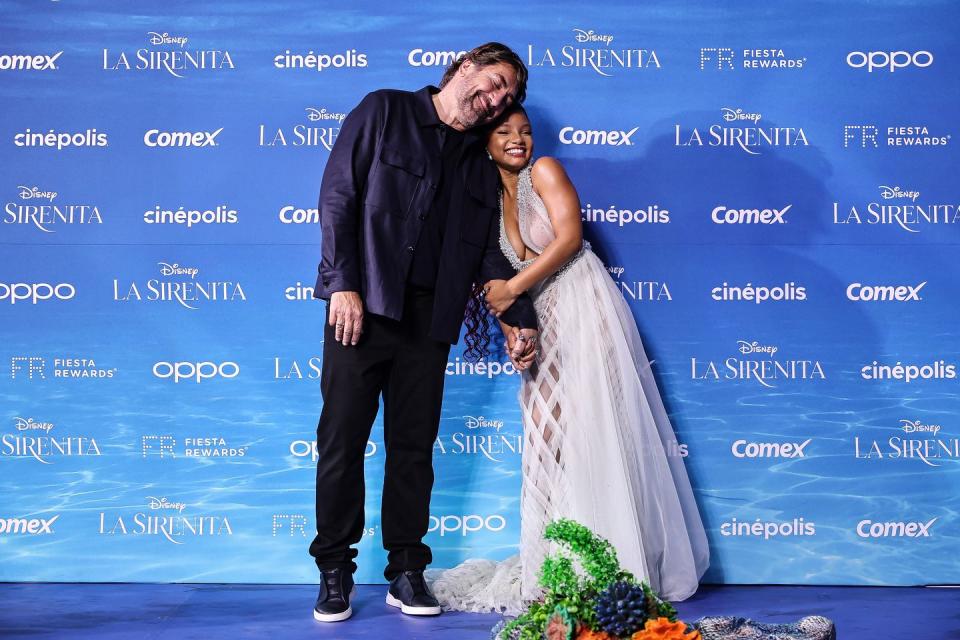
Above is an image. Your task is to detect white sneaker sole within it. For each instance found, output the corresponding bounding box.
[313,587,356,622]
[385,591,442,616]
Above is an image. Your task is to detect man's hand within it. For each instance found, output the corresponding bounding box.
[484,279,519,317]
[328,291,364,346]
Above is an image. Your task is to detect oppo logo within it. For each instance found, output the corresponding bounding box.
[152,361,239,383]
[559,126,638,146]
[0,282,75,304]
[144,128,223,147]
[846,51,933,73]
[428,514,506,537]
[289,439,377,461]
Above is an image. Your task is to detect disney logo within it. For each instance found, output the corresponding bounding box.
[147,496,187,513]
[305,108,346,123]
[900,419,941,435]
[607,266,625,278]
[464,415,504,431]
[148,32,189,48]
[879,185,920,202]
[158,262,199,278]
[18,186,57,202]
[573,29,614,46]
[14,417,54,433]
[737,340,779,357]
[722,108,762,123]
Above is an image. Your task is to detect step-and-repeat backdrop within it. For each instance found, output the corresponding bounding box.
[2,0,959,587]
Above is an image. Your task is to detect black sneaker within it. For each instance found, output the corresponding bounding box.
[313,568,355,622]
[385,569,441,616]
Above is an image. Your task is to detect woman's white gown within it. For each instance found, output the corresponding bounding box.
[428,165,709,614]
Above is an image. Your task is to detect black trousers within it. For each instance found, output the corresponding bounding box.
[309,287,450,580]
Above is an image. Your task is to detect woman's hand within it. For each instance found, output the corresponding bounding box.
[484,279,518,316]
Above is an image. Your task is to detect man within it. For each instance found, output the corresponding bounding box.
[309,42,539,623]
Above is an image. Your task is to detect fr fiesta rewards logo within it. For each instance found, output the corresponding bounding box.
[675,108,808,155]
[141,435,248,459]
[102,32,235,78]
[258,107,345,150]
[0,51,63,71]
[700,48,806,70]
[846,50,933,72]
[833,186,957,233]
[527,29,660,76]
[10,356,117,380]
[6,186,103,232]
[843,125,950,148]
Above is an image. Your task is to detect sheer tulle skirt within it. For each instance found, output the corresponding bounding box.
[428,250,709,613]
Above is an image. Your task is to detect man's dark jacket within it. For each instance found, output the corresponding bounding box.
[313,85,537,344]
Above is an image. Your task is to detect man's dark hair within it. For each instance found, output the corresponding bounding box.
[439,42,528,104]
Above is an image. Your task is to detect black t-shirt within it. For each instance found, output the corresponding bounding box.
[407,124,466,289]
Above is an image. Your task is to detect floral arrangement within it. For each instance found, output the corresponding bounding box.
[496,520,700,640]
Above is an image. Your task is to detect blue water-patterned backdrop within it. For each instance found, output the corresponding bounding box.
[1,0,959,587]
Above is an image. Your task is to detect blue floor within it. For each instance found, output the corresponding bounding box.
[0,583,957,639]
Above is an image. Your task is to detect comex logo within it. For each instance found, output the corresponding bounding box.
[152,361,239,383]
[559,126,638,146]
[846,282,926,302]
[0,52,63,70]
[428,514,506,537]
[857,518,936,538]
[711,205,791,224]
[0,514,59,535]
[0,283,75,304]
[144,128,223,147]
[732,439,811,458]
[407,49,466,67]
[846,50,933,72]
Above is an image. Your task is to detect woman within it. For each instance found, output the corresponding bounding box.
[430,106,709,614]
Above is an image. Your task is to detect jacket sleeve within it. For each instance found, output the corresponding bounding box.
[478,208,539,331]
[318,92,383,294]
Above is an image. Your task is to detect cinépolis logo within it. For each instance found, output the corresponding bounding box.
[98,497,234,544]
[258,107,345,150]
[528,28,660,76]
[2,417,101,464]
[144,203,237,228]
[581,202,670,226]
[103,32,234,78]
[113,262,246,310]
[691,341,825,388]
[675,108,808,155]
[6,186,103,232]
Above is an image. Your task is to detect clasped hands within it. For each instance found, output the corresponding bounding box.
[485,279,537,372]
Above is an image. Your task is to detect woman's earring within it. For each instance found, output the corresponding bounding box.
[486,150,493,161]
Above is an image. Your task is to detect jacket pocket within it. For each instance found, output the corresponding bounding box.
[367,145,425,217]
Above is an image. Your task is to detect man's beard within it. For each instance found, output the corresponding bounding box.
[455,86,491,128]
